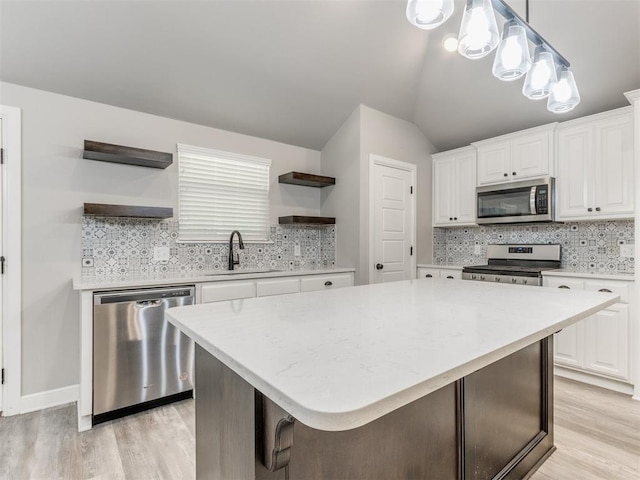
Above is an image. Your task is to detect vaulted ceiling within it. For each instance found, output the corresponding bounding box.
[2,0,639,152]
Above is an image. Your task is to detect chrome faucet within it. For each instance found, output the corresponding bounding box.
[228,230,245,270]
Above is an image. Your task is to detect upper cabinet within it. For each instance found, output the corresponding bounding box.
[556,107,634,221]
[432,146,477,227]
[474,124,556,186]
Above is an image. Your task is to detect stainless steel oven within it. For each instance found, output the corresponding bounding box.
[462,244,561,287]
[476,177,555,225]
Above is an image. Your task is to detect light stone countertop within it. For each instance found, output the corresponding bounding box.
[542,269,635,281]
[417,264,464,270]
[73,267,356,291]
[166,278,618,432]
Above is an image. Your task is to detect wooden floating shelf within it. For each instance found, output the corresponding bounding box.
[278,215,336,225]
[278,171,335,188]
[83,140,173,169]
[83,203,173,219]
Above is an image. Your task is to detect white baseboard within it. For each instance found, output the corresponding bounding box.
[19,384,79,415]
[554,367,634,396]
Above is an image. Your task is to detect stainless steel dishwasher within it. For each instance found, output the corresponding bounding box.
[93,286,195,425]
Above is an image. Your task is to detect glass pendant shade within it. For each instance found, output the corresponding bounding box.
[492,20,531,81]
[457,0,499,59]
[547,68,581,113]
[406,0,454,30]
[522,46,557,99]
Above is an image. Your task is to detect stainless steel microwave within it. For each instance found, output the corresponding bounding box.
[476,177,555,225]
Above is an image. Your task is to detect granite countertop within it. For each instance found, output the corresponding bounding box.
[166,278,618,432]
[542,269,635,281]
[73,267,356,291]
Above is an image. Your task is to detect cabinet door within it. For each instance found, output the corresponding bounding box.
[583,303,630,380]
[200,281,256,303]
[454,151,477,225]
[256,278,300,297]
[544,277,585,367]
[510,130,552,180]
[477,141,510,185]
[556,125,594,220]
[300,274,353,292]
[417,268,442,279]
[433,157,455,226]
[594,113,634,217]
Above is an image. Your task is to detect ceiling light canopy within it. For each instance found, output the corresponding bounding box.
[406,0,580,114]
[406,0,455,31]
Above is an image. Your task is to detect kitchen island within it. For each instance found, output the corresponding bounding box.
[166,278,619,480]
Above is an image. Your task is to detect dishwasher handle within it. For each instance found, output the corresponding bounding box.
[94,286,195,305]
[135,299,162,308]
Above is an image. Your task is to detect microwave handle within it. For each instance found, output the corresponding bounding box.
[530,186,537,214]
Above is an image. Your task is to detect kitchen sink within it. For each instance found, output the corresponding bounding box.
[204,269,283,276]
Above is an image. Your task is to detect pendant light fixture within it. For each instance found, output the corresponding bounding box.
[522,46,557,99]
[457,0,499,59]
[492,20,531,81]
[547,67,581,113]
[405,0,580,114]
[406,0,455,31]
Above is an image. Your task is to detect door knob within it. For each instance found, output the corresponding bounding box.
[376,263,384,270]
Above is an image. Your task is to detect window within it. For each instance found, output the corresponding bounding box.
[177,144,271,242]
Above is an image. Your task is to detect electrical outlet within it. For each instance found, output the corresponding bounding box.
[474,244,482,255]
[620,244,634,258]
[153,246,170,261]
[294,243,301,256]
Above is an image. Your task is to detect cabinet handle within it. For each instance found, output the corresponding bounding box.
[512,172,517,176]
[558,285,570,289]
[324,281,333,286]
[425,274,433,278]
[587,208,593,212]
[446,275,454,279]
[449,217,453,221]
[503,173,508,177]
[598,288,613,293]
[595,207,601,212]
[453,217,458,221]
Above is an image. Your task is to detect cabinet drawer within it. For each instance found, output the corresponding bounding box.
[543,277,585,290]
[583,280,629,303]
[417,268,441,279]
[256,278,300,297]
[300,274,353,292]
[200,281,256,303]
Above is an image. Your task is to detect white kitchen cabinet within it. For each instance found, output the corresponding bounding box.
[432,146,477,227]
[543,274,633,391]
[256,278,301,297]
[417,267,462,280]
[200,280,256,303]
[300,273,354,292]
[474,123,556,185]
[556,107,634,221]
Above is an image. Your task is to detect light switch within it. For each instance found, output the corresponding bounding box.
[474,244,482,255]
[154,246,170,261]
[294,243,301,256]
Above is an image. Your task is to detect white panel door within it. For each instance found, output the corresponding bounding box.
[510,130,551,180]
[545,277,585,368]
[476,141,510,185]
[556,125,593,219]
[373,162,414,284]
[0,118,3,412]
[594,113,634,216]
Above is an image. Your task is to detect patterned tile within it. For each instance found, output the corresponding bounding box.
[433,220,634,274]
[81,217,336,280]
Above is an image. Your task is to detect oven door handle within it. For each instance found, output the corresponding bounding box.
[530,186,537,215]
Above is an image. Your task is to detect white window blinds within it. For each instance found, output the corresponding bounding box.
[177,144,271,242]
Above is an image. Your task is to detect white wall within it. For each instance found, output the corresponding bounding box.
[359,105,437,284]
[320,104,436,285]
[320,107,362,280]
[1,82,322,396]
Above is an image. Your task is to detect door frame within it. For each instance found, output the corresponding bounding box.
[368,154,417,284]
[0,105,22,416]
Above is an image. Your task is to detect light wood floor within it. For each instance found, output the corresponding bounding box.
[0,377,638,479]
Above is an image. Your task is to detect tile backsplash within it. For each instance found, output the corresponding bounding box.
[433,220,634,273]
[81,216,336,280]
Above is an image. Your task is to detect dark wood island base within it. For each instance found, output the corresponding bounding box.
[194,337,555,480]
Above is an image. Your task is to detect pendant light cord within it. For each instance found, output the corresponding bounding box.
[526,0,530,23]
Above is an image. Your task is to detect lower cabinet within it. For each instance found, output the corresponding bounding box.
[543,275,633,387]
[198,272,354,304]
[417,267,462,280]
